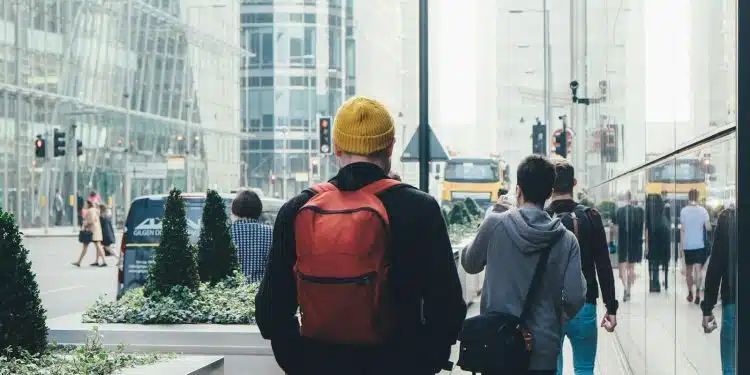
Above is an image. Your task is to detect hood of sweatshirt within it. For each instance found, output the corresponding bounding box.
[500,205,568,254]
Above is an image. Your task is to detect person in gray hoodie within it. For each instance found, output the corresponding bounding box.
[462,154,586,374]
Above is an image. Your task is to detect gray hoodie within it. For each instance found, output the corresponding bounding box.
[461,205,586,371]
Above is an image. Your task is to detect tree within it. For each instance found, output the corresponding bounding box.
[0,210,48,357]
[448,202,471,226]
[464,197,481,217]
[198,190,239,283]
[145,188,200,297]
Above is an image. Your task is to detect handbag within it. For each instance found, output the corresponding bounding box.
[78,229,93,243]
[456,245,553,374]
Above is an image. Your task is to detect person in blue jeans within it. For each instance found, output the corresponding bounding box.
[546,161,618,375]
[701,207,736,375]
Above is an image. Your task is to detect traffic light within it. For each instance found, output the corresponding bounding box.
[531,123,546,154]
[554,132,567,158]
[34,135,45,158]
[318,116,332,154]
[76,139,83,157]
[53,129,66,157]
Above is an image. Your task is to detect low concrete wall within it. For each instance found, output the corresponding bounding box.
[117,356,224,375]
[48,314,283,375]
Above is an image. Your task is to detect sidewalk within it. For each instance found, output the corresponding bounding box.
[21,226,80,237]
[445,300,629,375]
[610,262,725,374]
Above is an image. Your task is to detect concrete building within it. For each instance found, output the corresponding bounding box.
[0,0,243,228]
[239,0,352,199]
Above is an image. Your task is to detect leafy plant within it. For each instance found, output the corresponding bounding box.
[83,271,258,325]
[0,328,173,375]
[448,202,472,225]
[145,188,200,297]
[597,200,617,222]
[463,197,481,217]
[441,206,450,225]
[198,190,239,283]
[0,210,48,358]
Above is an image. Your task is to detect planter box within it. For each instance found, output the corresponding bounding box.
[117,356,224,375]
[48,314,283,375]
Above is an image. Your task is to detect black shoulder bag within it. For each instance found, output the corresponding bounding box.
[456,246,553,374]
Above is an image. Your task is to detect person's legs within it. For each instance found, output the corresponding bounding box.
[684,252,696,301]
[720,304,736,375]
[74,243,89,266]
[648,261,660,291]
[566,303,597,375]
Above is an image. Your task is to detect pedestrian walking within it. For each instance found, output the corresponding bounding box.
[461,155,586,375]
[546,161,618,375]
[72,200,107,267]
[255,96,466,375]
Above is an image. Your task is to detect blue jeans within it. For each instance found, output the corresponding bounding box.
[556,303,597,375]
[720,304,736,375]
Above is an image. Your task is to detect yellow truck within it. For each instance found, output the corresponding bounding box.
[440,157,509,208]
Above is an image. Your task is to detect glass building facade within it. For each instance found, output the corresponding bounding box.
[0,0,243,228]
[240,0,354,199]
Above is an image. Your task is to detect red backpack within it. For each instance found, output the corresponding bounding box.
[294,178,402,344]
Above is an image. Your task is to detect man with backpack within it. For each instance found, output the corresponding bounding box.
[255,96,467,375]
[461,155,586,375]
[546,161,618,375]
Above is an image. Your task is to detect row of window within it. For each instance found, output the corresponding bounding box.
[241,12,343,26]
[242,139,319,151]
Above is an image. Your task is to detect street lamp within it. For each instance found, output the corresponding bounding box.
[507,6,552,153]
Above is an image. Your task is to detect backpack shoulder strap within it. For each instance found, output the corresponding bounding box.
[307,182,338,195]
[519,245,553,323]
[358,178,403,195]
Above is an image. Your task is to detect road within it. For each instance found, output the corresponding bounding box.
[26,236,117,319]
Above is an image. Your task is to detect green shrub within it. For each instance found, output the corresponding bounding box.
[83,271,258,325]
[0,328,172,374]
[448,202,471,226]
[145,188,200,297]
[0,210,48,357]
[198,190,239,283]
[441,206,451,225]
[597,200,617,222]
[464,197,481,217]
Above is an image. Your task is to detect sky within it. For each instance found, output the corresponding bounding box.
[435,0,691,125]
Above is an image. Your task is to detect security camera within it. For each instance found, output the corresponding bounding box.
[570,81,579,90]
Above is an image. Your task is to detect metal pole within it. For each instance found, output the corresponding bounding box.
[71,124,78,229]
[3,94,7,211]
[418,0,430,192]
[282,128,288,200]
[308,68,314,186]
[578,0,588,186]
[184,11,192,192]
[14,1,23,224]
[543,1,552,149]
[124,0,132,214]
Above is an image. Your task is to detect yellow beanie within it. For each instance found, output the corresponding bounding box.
[333,96,395,155]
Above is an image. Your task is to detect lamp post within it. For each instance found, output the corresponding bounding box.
[509,5,552,153]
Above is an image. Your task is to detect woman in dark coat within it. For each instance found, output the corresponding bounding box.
[645,194,671,292]
[99,203,116,257]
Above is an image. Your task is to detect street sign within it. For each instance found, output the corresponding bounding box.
[131,162,168,179]
[551,128,574,147]
[400,125,449,162]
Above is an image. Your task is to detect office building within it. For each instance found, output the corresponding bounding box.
[0,0,243,228]
[240,0,353,199]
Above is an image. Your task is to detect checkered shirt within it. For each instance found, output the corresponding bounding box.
[230,218,273,283]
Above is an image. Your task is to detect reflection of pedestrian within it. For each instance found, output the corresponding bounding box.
[613,191,645,302]
[645,194,671,292]
[680,189,711,304]
[53,189,64,226]
[701,208,736,375]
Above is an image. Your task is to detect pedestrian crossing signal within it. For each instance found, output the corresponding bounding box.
[34,136,46,158]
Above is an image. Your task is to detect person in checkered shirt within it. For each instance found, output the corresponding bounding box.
[230,189,273,283]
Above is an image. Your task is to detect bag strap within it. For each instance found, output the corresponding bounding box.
[358,178,403,195]
[307,182,338,195]
[519,245,553,323]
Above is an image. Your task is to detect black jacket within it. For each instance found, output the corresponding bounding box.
[701,208,736,316]
[255,162,467,375]
[547,199,619,315]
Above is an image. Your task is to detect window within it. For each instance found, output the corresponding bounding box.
[261,31,274,66]
[304,27,316,58]
[346,39,356,78]
[290,37,303,58]
[328,30,342,69]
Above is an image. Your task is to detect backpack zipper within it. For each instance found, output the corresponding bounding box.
[300,206,388,229]
[298,271,376,285]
